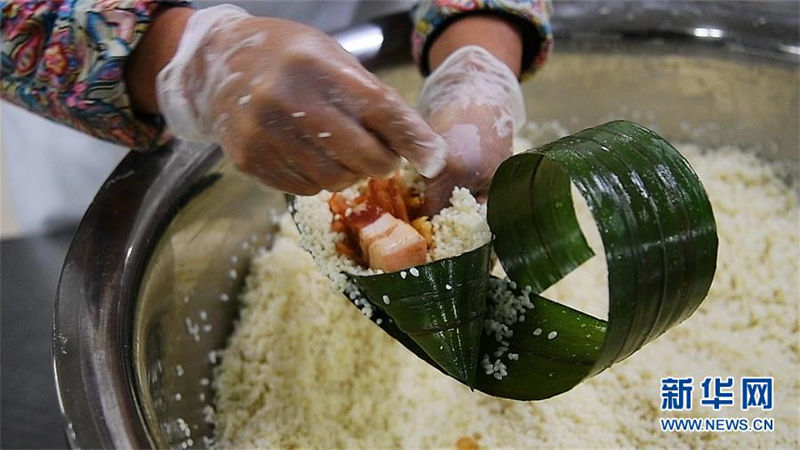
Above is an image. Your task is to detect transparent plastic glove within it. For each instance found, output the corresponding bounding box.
[157,5,446,195]
[418,45,525,214]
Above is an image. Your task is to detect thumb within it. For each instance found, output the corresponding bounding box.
[420,173,458,217]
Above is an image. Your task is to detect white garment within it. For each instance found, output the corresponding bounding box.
[1,0,414,235]
[1,103,128,234]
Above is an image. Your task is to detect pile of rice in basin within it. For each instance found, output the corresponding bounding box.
[212,124,798,448]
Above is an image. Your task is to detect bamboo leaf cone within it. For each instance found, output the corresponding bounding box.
[480,120,717,399]
[300,120,717,400]
[350,244,492,388]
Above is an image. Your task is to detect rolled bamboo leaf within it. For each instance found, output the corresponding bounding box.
[478,120,717,399]
[349,243,492,387]
[475,289,607,400]
[347,277,607,400]
[290,120,717,401]
[286,194,491,387]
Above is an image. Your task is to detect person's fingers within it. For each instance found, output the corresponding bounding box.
[236,148,322,195]
[421,166,489,216]
[328,65,448,179]
[220,123,323,195]
[231,149,322,195]
[221,90,360,193]
[269,127,361,192]
[360,90,448,179]
[252,129,363,194]
[251,163,321,196]
[285,102,402,178]
[420,108,513,215]
[420,175,458,216]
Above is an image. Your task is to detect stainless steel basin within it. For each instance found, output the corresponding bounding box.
[54,2,798,448]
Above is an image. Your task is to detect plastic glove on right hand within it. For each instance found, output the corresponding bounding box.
[157,5,447,195]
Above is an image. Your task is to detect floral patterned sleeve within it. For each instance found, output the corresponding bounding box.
[412,0,553,76]
[1,0,189,150]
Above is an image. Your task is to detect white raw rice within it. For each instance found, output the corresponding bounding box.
[214,143,798,448]
[292,180,490,291]
[430,188,491,260]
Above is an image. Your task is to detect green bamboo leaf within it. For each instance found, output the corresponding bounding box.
[475,290,606,400]
[290,120,717,401]
[286,194,492,387]
[349,243,492,387]
[479,120,717,399]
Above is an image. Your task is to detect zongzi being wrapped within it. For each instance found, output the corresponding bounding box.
[292,168,493,386]
[292,167,491,291]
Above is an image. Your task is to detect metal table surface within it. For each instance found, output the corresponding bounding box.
[1,228,74,449]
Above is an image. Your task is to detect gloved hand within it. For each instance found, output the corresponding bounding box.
[157,5,447,195]
[417,45,525,215]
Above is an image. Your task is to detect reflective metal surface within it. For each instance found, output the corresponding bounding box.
[54,3,798,449]
[551,0,800,63]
